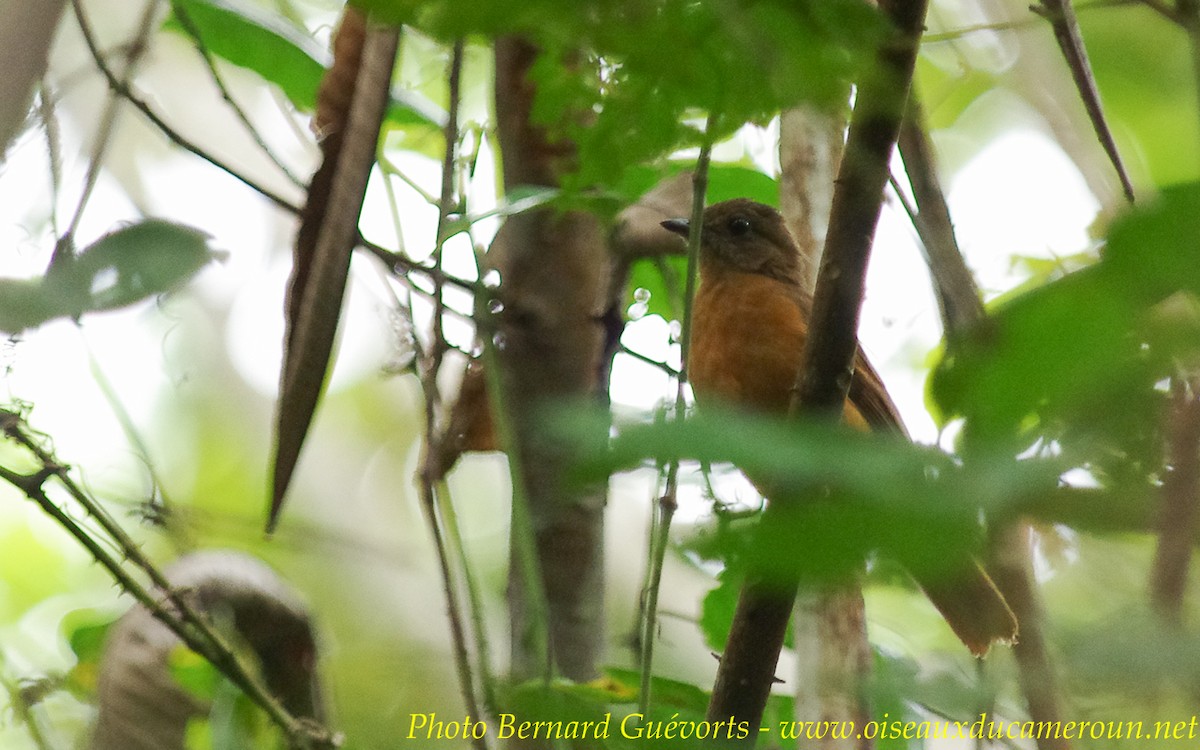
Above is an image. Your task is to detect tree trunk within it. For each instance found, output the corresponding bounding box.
[490,36,610,684]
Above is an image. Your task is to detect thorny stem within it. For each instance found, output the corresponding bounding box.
[64,0,158,244]
[0,410,338,749]
[0,650,55,750]
[637,120,715,717]
[413,40,489,747]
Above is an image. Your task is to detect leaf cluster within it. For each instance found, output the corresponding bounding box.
[933,183,1200,489]
[352,0,885,199]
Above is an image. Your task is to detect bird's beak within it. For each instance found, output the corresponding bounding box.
[660,218,689,238]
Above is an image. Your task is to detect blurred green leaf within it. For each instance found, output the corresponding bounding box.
[932,183,1200,469]
[0,278,57,333]
[1077,6,1200,187]
[69,219,218,311]
[603,667,710,713]
[63,613,116,697]
[699,566,740,653]
[0,220,219,334]
[552,404,1061,583]
[1062,607,1200,692]
[170,644,223,703]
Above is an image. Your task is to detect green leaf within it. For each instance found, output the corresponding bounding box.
[67,219,218,312]
[63,612,117,698]
[353,0,882,195]
[0,278,58,333]
[602,667,710,714]
[706,165,780,208]
[0,220,219,334]
[699,567,740,653]
[167,0,328,112]
[627,256,686,321]
[169,644,223,703]
[552,404,1061,582]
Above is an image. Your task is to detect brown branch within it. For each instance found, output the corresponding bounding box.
[896,95,987,334]
[491,36,610,686]
[1033,0,1137,202]
[1149,377,1200,620]
[704,0,929,739]
[411,40,490,748]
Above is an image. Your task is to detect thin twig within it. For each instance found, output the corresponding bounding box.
[0,651,57,750]
[83,338,176,512]
[413,40,489,746]
[1032,0,1136,202]
[63,0,158,243]
[37,83,63,239]
[638,122,714,717]
[70,0,301,215]
[169,0,306,188]
[618,343,679,377]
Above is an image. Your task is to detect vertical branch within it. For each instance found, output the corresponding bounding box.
[705,0,929,740]
[779,106,847,293]
[638,129,714,716]
[780,95,874,750]
[491,37,611,684]
[1149,377,1200,619]
[895,95,987,330]
[412,40,489,746]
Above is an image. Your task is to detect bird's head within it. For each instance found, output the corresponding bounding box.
[661,199,801,284]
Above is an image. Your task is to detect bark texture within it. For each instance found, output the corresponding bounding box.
[491,37,611,683]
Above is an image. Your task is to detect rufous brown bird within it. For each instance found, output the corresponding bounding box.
[662,198,1017,656]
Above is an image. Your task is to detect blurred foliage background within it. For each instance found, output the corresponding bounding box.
[2,0,1200,748]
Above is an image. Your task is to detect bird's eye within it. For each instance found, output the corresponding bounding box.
[729,217,751,236]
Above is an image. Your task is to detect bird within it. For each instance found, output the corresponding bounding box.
[661,198,1017,656]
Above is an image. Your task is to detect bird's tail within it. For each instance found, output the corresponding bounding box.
[916,563,1018,657]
